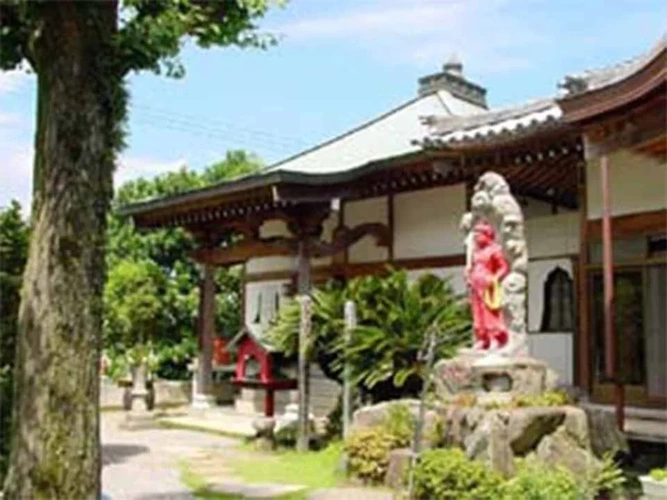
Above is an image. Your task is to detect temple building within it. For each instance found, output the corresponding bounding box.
[120,38,666,428]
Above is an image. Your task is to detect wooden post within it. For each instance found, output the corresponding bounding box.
[297,293,312,452]
[343,300,357,440]
[265,388,275,417]
[577,159,591,394]
[193,264,216,409]
[600,153,624,431]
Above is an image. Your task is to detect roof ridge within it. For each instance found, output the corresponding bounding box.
[560,35,667,95]
[427,96,558,136]
[263,91,444,173]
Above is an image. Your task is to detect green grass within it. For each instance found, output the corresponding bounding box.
[229,442,344,490]
[180,460,311,500]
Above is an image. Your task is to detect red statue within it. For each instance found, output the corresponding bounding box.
[466,220,510,350]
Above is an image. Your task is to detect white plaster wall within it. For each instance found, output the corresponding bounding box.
[527,258,575,386]
[405,266,467,296]
[522,198,556,218]
[244,279,290,328]
[586,149,667,219]
[345,196,389,263]
[528,334,573,386]
[394,184,466,259]
[246,219,295,274]
[525,213,580,259]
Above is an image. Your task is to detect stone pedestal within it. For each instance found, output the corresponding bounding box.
[434,350,549,403]
[119,363,156,430]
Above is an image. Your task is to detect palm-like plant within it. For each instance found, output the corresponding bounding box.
[267,268,471,403]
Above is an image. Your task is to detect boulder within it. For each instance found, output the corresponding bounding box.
[507,407,566,455]
[463,411,515,478]
[351,399,440,448]
[434,357,477,397]
[384,448,413,490]
[536,427,602,480]
[562,406,590,449]
[252,416,275,438]
[352,399,420,430]
[274,403,315,446]
[584,408,629,458]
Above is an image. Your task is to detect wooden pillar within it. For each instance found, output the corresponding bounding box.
[577,159,591,395]
[193,264,216,409]
[297,293,312,452]
[600,153,624,430]
[265,388,275,417]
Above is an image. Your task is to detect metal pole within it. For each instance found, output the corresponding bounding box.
[407,327,437,499]
[343,300,357,440]
[600,154,624,431]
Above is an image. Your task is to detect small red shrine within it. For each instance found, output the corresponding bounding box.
[229,326,297,417]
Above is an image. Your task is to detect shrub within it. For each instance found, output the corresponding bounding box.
[511,390,571,408]
[650,468,667,482]
[384,403,416,448]
[344,428,403,485]
[503,459,583,500]
[411,448,504,500]
[267,269,471,403]
[588,453,626,497]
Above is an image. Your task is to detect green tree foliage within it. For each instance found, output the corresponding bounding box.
[105,150,262,380]
[267,269,471,403]
[0,201,29,483]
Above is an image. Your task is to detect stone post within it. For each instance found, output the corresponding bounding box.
[296,294,312,452]
[192,264,216,409]
[343,300,356,440]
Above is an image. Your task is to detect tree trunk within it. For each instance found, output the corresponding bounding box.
[3,4,122,499]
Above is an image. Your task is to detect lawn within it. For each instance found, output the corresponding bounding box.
[230,443,344,489]
[180,442,346,499]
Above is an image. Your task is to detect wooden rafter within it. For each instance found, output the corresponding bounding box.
[190,221,390,266]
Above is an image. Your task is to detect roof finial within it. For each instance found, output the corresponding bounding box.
[443,53,463,77]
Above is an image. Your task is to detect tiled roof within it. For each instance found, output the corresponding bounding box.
[416,98,563,148]
[265,89,485,175]
[559,35,667,97]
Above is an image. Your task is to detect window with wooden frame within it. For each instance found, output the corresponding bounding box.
[541,267,574,332]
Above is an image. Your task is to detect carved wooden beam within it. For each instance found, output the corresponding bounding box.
[310,223,390,258]
[189,222,390,266]
[190,236,299,265]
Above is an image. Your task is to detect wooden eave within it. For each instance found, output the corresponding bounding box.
[559,46,667,124]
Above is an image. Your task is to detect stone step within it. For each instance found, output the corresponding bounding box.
[208,481,306,498]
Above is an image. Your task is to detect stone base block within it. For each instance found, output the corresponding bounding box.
[191,393,216,410]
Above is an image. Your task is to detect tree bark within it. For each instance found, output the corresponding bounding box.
[3,4,121,499]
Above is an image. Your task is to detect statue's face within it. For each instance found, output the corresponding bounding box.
[474,229,492,248]
[502,215,523,238]
[471,190,490,211]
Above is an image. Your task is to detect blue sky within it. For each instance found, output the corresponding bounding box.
[1,0,665,210]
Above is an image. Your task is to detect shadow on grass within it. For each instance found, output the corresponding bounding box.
[179,460,309,500]
[102,444,150,466]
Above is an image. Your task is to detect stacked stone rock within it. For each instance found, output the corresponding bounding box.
[350,398,628,489]
[461,171,529,356]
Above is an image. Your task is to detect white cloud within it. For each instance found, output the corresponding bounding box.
[115,155,188,187]
[0,147,188,213]
[272,0,543,73]
[0,69,32,95]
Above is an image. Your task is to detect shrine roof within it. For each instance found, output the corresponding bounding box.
[229,324,278,352]
[558,35,666,98]
[416,98,564,148]
[119,88,485,219]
